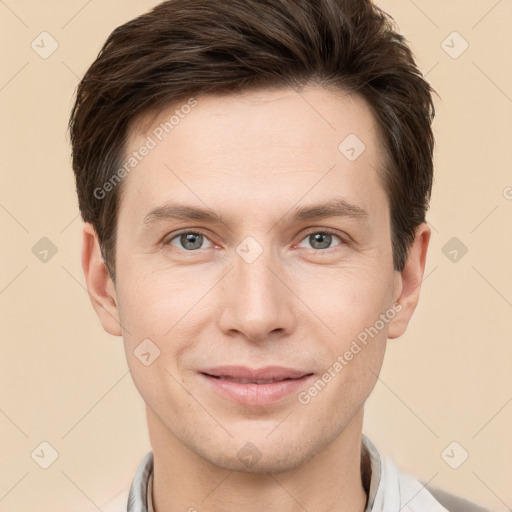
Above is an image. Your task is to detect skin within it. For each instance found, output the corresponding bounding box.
[82,85,430,512]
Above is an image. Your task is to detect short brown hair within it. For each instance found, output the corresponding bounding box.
[69,0,437,281]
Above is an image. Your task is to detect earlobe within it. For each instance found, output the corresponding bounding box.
[81,223,123,336]
[387,222,431,340]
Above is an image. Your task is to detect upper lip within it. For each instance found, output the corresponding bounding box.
[200,365,313,381]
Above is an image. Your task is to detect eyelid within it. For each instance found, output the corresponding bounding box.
[299,227,348,240]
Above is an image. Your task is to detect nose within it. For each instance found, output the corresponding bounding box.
[217,243,296,344]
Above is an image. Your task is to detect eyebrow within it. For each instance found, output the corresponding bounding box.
[142,197,369,229]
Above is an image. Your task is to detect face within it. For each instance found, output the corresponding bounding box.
[86,85,425,473]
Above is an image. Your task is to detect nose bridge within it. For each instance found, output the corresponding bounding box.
[237,246,278,298]
[218,236,294,341]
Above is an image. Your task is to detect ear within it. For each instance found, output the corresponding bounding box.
[81,222,122,336]
[387,222,431,339]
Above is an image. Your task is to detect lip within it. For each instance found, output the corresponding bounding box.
[200,365,311,381]
[199,365,314,406]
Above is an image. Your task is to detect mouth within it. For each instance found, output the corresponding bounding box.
[198,366,315,406]
[201,374,308,384]
[199,365,312,381]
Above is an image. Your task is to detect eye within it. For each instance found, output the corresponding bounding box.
[164,229,346,252]
[166,231,213,251]
[296,230,345,251]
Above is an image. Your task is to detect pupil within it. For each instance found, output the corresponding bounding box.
[312,233,331,249]
[182,233,202,250]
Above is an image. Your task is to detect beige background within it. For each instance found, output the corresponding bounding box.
[1,0,511,510]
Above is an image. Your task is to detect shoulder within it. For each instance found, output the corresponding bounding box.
[424,484,491,512]
[362,436,492,512]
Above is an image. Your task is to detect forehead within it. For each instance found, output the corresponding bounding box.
[118,85,388,228]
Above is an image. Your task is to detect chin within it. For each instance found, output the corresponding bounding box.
[193,433,318,475]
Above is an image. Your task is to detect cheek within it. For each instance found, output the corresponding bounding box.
[116,267,212,387]
[295,264,392,398]
[115,267,191,336]
[293,263,392,335]
[117,273,194,408]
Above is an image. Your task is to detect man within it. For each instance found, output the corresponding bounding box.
[69,0,490,510]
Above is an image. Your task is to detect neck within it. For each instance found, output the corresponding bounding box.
[148,407,370,512]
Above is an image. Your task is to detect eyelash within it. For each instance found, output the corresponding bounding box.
[164,228,348,252]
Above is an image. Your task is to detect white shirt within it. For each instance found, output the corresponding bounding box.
[106,434,487,511]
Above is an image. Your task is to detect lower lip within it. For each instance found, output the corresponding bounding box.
[200,373,314,406]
